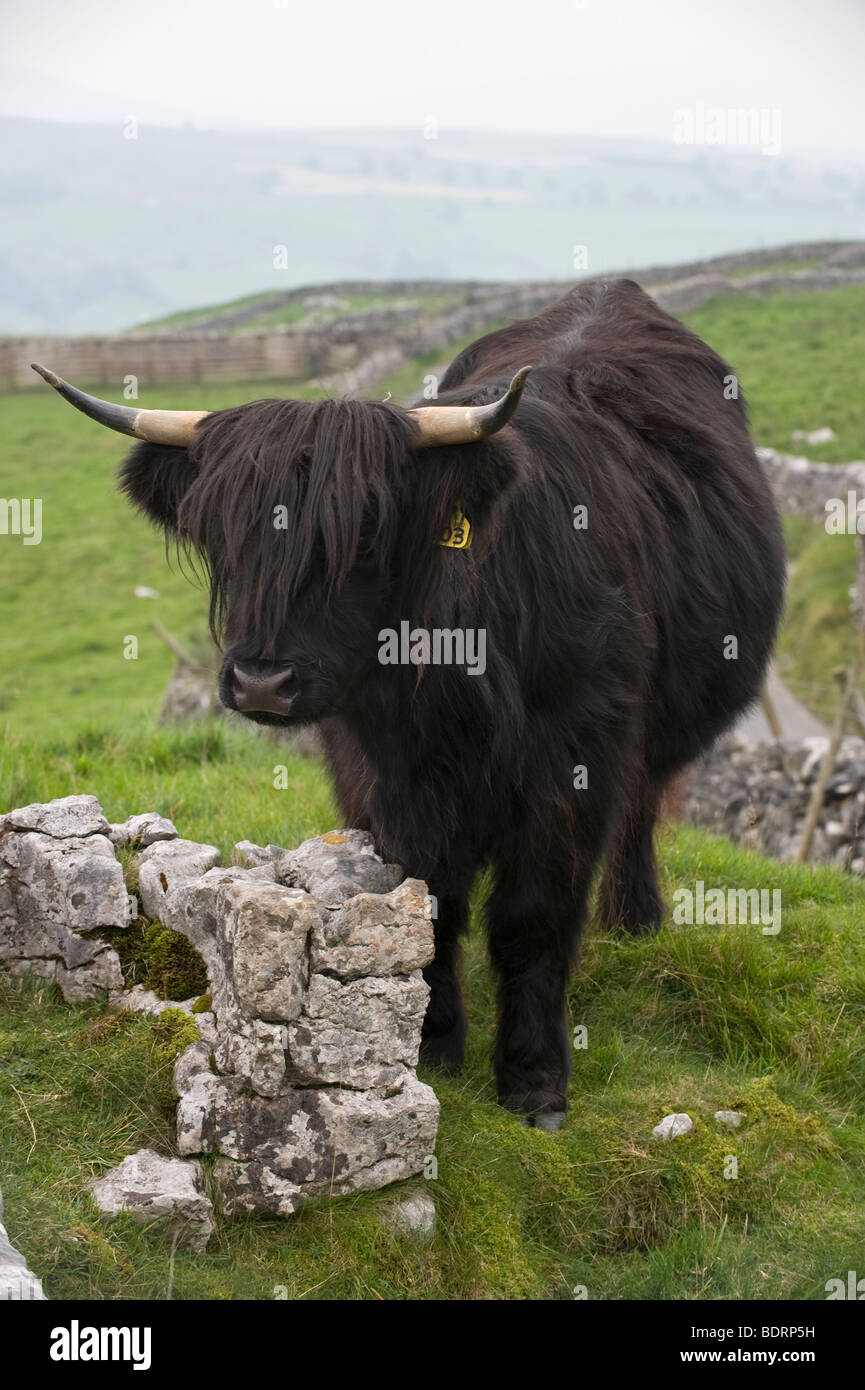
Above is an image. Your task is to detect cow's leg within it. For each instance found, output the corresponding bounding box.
[597,780,663,934]
[420,887,471,1072]
[487,839,596,1128]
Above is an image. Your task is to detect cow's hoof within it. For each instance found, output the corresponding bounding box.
[500,1089,568,1126]
[533,1110,566,1132]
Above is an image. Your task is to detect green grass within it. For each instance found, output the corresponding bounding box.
[727,257,825,280]
[134,288,468,336]
[683,286,865,463]
[775,519,863,722]
[1,786,863,1300]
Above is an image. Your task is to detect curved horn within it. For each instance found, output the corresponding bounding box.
[30,364,209,446]
[406,365,533,448]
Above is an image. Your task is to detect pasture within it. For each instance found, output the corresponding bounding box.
[1,284,864,1300]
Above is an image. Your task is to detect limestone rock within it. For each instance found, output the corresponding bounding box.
[1,794,109,840]
[652,1112,693,1140]
[89,1149,213,1251]
[220,879,319,1023]
[279,829,402,904]
[120,813,179,847]
[286,973,428,1088]
[136,838,221,921]
[380,1191,436,1242]
[0,1187,46,1300]
[180,1071,439,1202]
[714,1109,747,1128]
[310,879,433,979]
[0,799,129,1002]
[685,733,865,873]
[211,1160,303,1218]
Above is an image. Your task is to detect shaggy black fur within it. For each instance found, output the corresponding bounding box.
[119,279,785,1122]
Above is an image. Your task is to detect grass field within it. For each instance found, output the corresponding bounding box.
[2,756,863,1300]
[2,283,865,1301]
[685,285,865,464]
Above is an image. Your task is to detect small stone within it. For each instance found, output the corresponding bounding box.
[89,1149,213,1251]
[652,1112,693,1140]
[714,1109,746,1128]
[231,840,280,868]
[791,426,836,446]
[0,1188,45,1299]
[380,1191,436,1242]
[123,813,179,847]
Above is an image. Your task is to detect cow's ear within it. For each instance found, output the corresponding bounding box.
[426,430,528,558]
[117,441,199,534]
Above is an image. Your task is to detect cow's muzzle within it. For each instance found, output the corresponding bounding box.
[229,662,297,715]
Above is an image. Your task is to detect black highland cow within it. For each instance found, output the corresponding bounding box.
[34,279,786,1127]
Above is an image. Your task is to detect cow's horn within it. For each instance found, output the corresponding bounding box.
[406,365,533,448]
[31,364,209,446]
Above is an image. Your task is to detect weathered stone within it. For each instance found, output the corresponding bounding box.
[173,1040,214,1095]
[231,840,278,869]
[221,879,319,1023]
[178,1071,438,1197]
[214,1019,288,1098]
[89,1149,213,1251]
[122,813,179,847]
[1,799,440,1219]
[685,733,865,874]
[310,879,433,979]
[380,1191,436,1242]
[136,838,221,921]
[652,1112,693,1140]
[279,829,402,904]
[0,794,109,840]
[0,804,129,1002]
[287,974,428,1088]
[212,1160,303,1218]
[0,1186,45,1300]
[714,1109,747,1128]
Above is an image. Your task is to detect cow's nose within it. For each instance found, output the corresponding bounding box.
[231,664,296,714]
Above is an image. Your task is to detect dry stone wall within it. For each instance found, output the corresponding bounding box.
[0,796,439,1226]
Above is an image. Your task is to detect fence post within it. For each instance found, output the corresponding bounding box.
[795,665,858,863]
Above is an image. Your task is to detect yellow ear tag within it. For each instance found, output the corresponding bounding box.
[440,505,471,549]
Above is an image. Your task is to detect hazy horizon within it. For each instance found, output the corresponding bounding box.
[2,0,865,160]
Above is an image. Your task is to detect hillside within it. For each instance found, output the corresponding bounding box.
[3,116,865,333]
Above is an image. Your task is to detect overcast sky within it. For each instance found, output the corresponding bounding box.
[2,0,864,160]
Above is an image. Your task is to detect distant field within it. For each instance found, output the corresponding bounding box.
[683,285,865,463]
[134,288,468,336]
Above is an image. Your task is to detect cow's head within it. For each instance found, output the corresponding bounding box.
[32,363,531,726]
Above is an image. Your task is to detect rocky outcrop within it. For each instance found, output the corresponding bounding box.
[685,734,865,872]
[162,830,438,1215]
[757,447,865,521]
[0,795,132,1003]
[1,796,439,1222]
